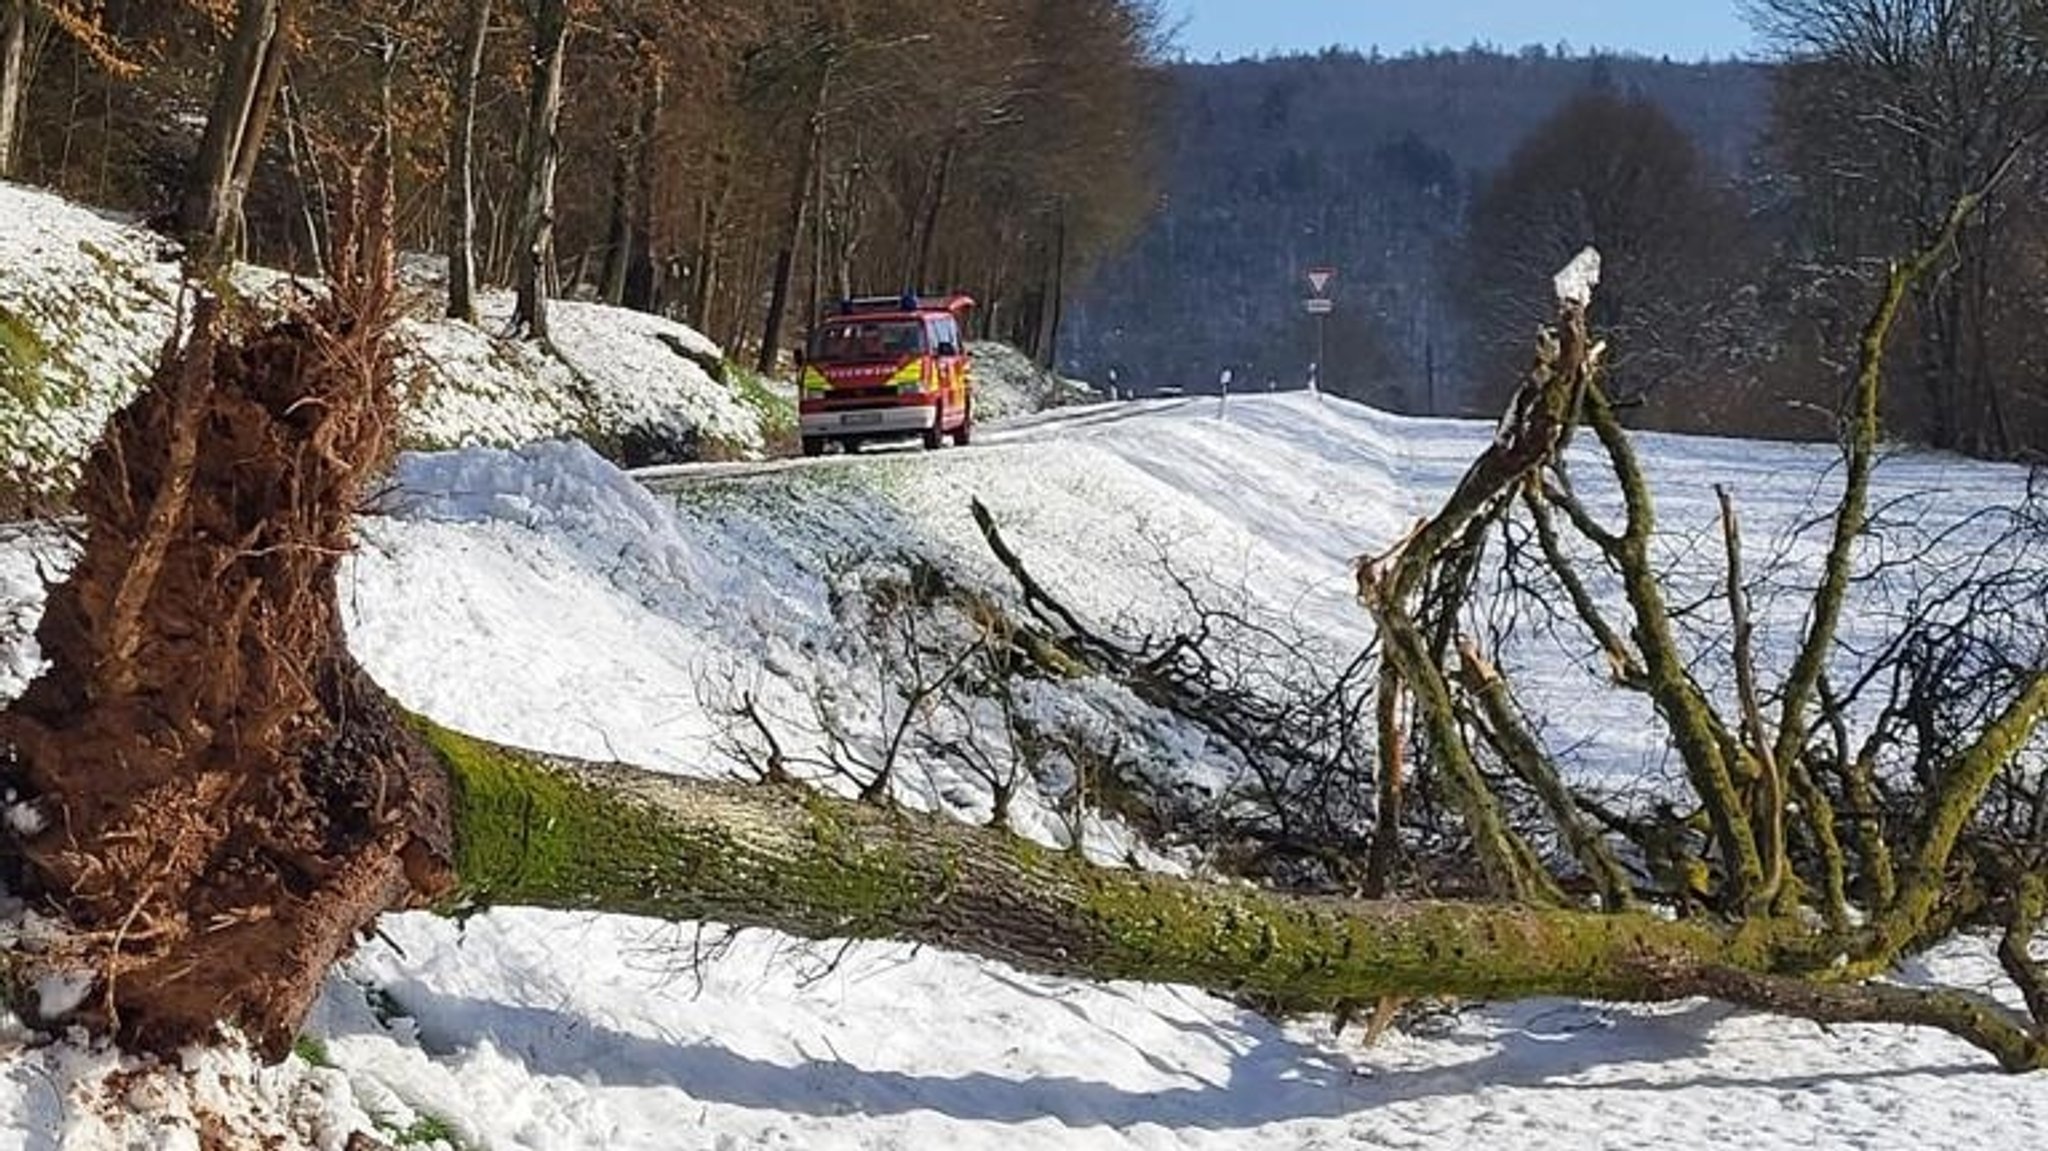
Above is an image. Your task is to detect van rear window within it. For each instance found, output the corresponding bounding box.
[810,319,926,363]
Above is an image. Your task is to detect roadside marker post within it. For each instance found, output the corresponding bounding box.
[1305,266,1336,401]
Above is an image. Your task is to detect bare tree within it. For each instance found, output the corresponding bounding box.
[1747,0,2048,456]
[179,0,292,269]
[445,0,491,321]
[509,0,569,339]
[1458,90,1757,420]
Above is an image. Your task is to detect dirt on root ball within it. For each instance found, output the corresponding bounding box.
[0,185,455,1058]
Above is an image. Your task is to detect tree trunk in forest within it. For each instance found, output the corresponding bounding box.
[223,15,288,249]
[422,724,2048,1073]
[0,168,454,1058]
[280,79,327,276]
[1048,211,1067,366]
[1035,204,1067,370]
[623,68,663,314]
[511,0,570,341]
[445,0,490,322]
[598,148,631,305]
[687,156,730,327]
[0,0,26,179]
[755,72,827,375]
[912,141,956,291]
[178,0,288,270]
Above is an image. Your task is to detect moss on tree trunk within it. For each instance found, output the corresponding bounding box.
[423,722,2048,1071]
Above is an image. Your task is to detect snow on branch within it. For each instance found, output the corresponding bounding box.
[1553,247,1601,308]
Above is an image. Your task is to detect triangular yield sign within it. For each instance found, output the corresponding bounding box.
[1307,268,1334,295]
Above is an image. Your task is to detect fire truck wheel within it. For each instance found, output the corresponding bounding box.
[922,411,945,451]
[801,437,824,458]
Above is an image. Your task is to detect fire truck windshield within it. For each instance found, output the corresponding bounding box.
[810,319,925,363]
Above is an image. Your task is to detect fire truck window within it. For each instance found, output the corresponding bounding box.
[812,320,924,362]
[882,323,923,355]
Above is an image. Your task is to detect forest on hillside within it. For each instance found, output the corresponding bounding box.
[1063,50,1771,415]
[0,0,1162,371]
[1072,12,2048,459]
[4,1,2046,457]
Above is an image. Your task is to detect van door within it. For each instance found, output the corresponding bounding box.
[931,316,965,424]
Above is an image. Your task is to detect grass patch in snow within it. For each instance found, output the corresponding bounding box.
[387,1111,465,1149]
[291,1033,335,1069]
[727,361,798,456]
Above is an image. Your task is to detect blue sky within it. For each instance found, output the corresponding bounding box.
[1157,0,1760,62]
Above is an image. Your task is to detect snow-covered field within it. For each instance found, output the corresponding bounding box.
[3,385,2047,1149]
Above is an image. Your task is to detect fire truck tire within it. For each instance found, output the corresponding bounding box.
[801,436,825,458]
[952,404,973,447]
[922,411,945,451]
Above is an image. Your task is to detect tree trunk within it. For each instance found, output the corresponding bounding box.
[223,15,288,256]
[912,140,956,290]
[686,155,730,327]
[598,147,630,305]
[423,724,2048,1073]
[756,70,827,375]
[178,0,287,269]
[1032,207,1067,370]
[279,79,327,276]
[0,0,25,180]
[623,67,663,314]
[511,0,570,341]
[445,0,490,322]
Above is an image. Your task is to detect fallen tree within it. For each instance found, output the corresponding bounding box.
[431,723,2048,1071]
[1,166,2045,1074]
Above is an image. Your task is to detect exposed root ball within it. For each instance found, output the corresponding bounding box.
[0,175,453,1057]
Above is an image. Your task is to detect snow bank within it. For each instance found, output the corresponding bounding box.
[969,341,1094,420]
[549,298,766,459]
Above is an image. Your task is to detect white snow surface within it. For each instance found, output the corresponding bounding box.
[0,183,180,494]
[3,390,2047,1147]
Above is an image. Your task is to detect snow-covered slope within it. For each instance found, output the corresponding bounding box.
[4,392,2046,1149]
[0,180,773,504]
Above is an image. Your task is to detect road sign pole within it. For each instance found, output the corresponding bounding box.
[1305,267,1336,400]
[1316,312,1326,399]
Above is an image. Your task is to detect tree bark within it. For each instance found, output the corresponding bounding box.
[511,0,570,341]
[598,146,630,305]
[755,70,826,375]
[178,0,286,269]
[1036,202,1067,370]
[623,66,662,313]
[911,140,956,290]
[0,0,26,180]
[445,0,490,322]
[423,723,2048,1073]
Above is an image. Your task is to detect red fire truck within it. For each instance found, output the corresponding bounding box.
[797,294,975,457]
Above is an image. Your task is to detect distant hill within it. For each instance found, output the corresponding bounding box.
[1062,49,1772,411]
